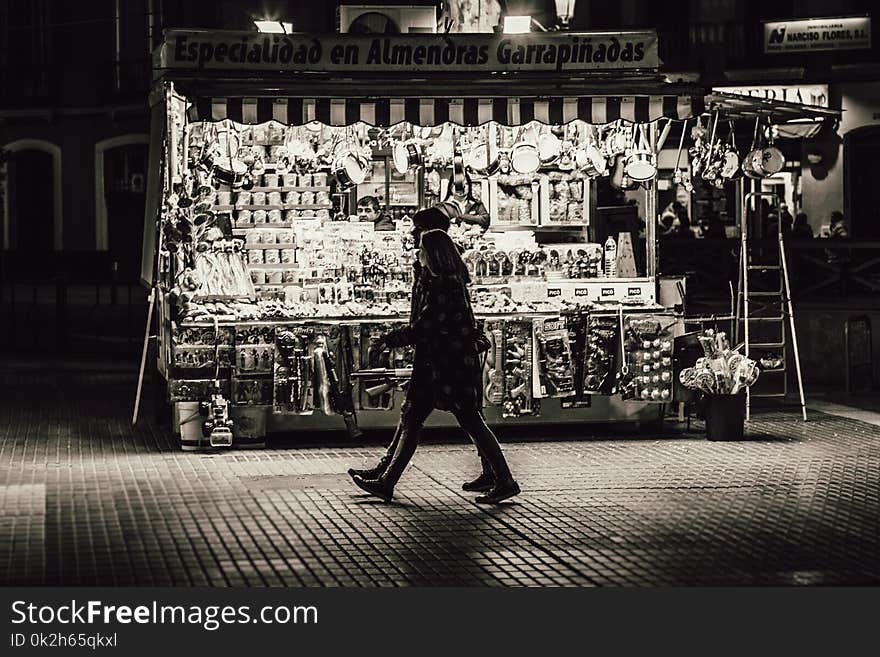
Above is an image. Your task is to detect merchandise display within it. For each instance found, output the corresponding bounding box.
[679,330,761,395]
[619,314,677,403]
[150,79,708,442]
[532,317,576,398]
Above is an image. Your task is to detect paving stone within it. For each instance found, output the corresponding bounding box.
[0,368,878,586]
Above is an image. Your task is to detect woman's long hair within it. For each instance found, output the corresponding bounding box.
[419,229,470,282]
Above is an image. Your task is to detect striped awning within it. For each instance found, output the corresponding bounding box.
[187,95,702,126]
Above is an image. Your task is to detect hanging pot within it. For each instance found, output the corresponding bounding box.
[575,140,608,177]
[510,141,540,174]
[610,154,638,190]
[743,116,766,179]
[537,131,562,167]
[624,124,657,182]
[721,121,742,180]
[333,151,369,189]
[450,131,470,197]
[393,140,423,174]
[761,122,784,176]
[466,142,501,176]
[556,144,575,171]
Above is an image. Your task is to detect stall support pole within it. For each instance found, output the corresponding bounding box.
[133,288,156,424]
[646,122,657,278]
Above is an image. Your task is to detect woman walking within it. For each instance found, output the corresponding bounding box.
[348,207,519,504]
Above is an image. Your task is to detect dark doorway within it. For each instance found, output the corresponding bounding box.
[8,149,54,254]
[104,144,147,282]
[845,125,880,240]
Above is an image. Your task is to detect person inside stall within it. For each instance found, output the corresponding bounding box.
[824,211,850,266]
[347,206,519,505]
[436,198,491,230]
[779,204,794,236]
[829,210,849,238]
[436,181,491,230]
[660,201,693,238]
[699,213,726,240]
[792,212,813,239]
[357,195,395,231]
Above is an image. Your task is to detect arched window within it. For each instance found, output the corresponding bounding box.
[95,136,150,281]
[1,139,62,251]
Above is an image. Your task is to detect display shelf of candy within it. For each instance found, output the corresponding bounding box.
[488,225,588,232]
[539,171,587,226]
[247,186,331,192]
[215,205,333,210]
[543,243,603,280]
[495,175,538,226]
[618,315,675,403]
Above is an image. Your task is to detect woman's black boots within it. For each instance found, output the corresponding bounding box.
[347,454,390,480]
[462,455,494,492]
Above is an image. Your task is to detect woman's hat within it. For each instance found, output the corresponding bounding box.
[412,207,450,232]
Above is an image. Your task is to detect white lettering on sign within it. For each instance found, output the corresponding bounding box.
[713,84,829,108]
[574,288,589,297]
[547,289,562,298]
[159,30,659,73]
[764,16,870,53]
[601,288,614,297]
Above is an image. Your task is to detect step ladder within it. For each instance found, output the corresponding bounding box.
[735,191,807,421]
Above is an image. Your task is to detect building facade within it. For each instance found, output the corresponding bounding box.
[1,0,878,280]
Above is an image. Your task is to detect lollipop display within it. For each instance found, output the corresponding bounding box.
[678,329,760,441]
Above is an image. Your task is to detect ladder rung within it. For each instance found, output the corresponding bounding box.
[750,342,785,348]
[747,291,783,297]
[747,265,781,270]
[757,366,787,372]
[747,316,785,322]
[750,392,788,398]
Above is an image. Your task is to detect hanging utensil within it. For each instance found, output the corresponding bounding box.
[509,123,541,174]
[760,116,785,176]
[720,120,742,180]
[537,126,562,167]
[743,115,766,180]
[624,123,657,182]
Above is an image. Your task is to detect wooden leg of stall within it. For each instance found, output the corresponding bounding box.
[132,287,155,425]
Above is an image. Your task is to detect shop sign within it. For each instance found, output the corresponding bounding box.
[713,84,829,108]
[158,30,659,74]
[764,16,871,53]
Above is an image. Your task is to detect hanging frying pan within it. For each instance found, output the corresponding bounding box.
[333,151,369,189]
[743,115,766,180]
[537,130,562,167]
[721,121,742,180]
[761,117,785,176]
[466,142,501,176]
[509,125,540,174]
[624,124,657,182]
[393,140,423,174]
[209,121,248,189]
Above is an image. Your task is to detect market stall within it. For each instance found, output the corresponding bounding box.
[140,29,709,448]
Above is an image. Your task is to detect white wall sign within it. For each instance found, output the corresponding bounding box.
[713,84,829,107]
[764,16,871,53]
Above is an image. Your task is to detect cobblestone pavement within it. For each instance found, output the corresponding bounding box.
[0,366,878,586]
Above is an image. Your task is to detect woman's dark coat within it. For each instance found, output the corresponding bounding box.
[383,263,482,413]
